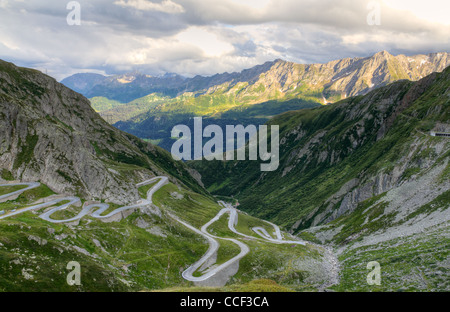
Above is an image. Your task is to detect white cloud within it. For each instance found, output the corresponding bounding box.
[0,0,7,8]
[176,27,234,57]
[383,0,450,25]
[114,0,185,14]
[229,0,270,9]
[0,0,448,80]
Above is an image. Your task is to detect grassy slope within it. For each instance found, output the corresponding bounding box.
[331,225,449,292]
[0,177,329,292]
[0,185,27,197]
[0,181,209,291]
[152,182,328,291]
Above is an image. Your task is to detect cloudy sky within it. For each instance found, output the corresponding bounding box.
[0,0,449,80]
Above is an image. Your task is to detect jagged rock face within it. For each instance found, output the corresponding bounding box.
[281,70,449,229]
[240,51,450,104]
[0,60,176,203]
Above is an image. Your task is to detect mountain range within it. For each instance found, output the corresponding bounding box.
[62,51,449,152]
[63,51,450,104]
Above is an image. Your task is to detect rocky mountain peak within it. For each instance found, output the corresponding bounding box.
[373,50,392,58]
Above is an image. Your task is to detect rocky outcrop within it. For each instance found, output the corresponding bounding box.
[0,60,202,204]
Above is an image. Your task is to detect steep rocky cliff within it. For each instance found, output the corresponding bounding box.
[0,60,204,203]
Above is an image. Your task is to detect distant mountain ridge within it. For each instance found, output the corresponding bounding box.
[61,51,450,104]
[59,51,450,154]
[61,72,108,95]
[61,60,277,103]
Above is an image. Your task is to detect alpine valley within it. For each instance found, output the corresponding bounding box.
[0,48,449,292]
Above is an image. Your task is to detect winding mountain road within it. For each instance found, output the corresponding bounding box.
[0,182,40,202]
[173,201,306,283]
[218,201,305,245]
[0,177,168,222]
[173,207,250,283]
[0,177,305,285]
